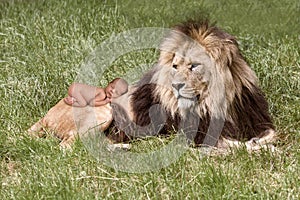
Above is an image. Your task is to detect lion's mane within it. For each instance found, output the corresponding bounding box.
[112,20,275,148]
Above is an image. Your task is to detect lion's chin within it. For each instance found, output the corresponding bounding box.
[177,100,197,119]
[177,98,196,111]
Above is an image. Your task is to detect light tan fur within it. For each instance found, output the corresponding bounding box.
[28,99,113,148]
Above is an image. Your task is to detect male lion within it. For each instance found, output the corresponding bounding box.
[28,20,276,151]
[111,20,276,151]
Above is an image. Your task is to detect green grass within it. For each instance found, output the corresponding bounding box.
[1,0,299,199]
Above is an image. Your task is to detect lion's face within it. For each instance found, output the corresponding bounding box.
[170,45,212,110]
[151,31,218,117]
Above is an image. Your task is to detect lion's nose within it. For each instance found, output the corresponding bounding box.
[172,83,185,91]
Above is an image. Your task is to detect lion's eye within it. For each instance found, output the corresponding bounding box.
[172,64,178,70]
[190,63,200,71]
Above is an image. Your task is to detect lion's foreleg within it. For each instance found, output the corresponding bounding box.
[244,129,277,152]
[217,129,277,152]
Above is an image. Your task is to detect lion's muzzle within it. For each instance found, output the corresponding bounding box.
[171,83,185,91]
[171,81,199,110]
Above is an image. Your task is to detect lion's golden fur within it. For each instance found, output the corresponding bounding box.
[28,99,113,148]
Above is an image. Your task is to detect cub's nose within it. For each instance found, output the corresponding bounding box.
[172,83,185,91]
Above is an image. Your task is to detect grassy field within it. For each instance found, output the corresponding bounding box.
[1,0,299,199]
